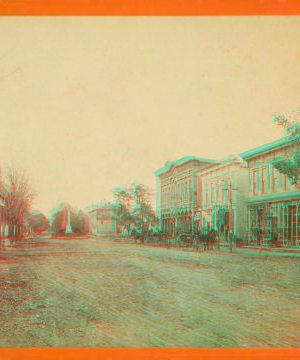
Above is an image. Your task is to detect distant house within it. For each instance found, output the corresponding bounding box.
[86,201,118,235]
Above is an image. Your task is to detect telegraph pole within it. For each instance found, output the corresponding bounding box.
[222,183,238,252]
[0,194,6,246]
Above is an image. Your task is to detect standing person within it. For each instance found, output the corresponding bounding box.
[257,228,263,252]
[257,228,261,246]
[228,230,233,253]
[215,228,220,250]
[272,231,278,247]
[131,227,136,242]
[209,228,215,250]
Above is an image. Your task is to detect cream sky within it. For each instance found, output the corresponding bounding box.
[0,17,299,215]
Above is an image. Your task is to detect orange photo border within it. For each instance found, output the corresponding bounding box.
[0,0,300,359]
[0,0,299,15]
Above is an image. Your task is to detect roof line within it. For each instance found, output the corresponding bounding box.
[239,136,299,159]
[154,156,217,176]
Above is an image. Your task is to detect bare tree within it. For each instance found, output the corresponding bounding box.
[0,165,36,238]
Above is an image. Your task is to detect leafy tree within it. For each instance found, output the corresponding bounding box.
[273,105,300,187]
[112,185,133,227]
[49,202,86,234]
[27,211,49,232]
[130,182,155,228]
[112,182,156,230]
[71,209,86,233]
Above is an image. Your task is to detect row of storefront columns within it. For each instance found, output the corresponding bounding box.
[161,211,194,236]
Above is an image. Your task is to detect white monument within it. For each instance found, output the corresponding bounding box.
[65,210,73,234]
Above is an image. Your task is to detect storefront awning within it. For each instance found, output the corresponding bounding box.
[246,190,300,205]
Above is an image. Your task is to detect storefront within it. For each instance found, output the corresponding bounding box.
[247,200,300,246]
[198,205,235,238]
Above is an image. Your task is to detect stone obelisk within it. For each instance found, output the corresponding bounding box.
[66,210,72,234]
[61,208,67,231]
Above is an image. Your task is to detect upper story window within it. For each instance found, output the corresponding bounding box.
[185,181,188,201]
[197,177,202,205]
[268,162,284,193]
[202,183,206,205]
[262,166,267,193]
[189,180,192,202]
[258,165,267,194]
[253,170,257,195]
[249,167,258,195]
[207,184,211,204]
[180,182,183,201]
[283,173,287,190]
[219,179,224,202]
[272,167,279,192]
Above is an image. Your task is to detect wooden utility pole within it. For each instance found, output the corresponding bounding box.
[222,183,238,252]
[0,194,5,245]
[222,184,238,233]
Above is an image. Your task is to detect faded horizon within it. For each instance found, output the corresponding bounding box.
[1,16,299,216]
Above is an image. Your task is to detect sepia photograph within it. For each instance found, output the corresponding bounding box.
[0,14,300,355]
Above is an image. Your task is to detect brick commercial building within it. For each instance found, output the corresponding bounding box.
[196,155,249,241]
[154,137,300,246]
[154,156,216,237]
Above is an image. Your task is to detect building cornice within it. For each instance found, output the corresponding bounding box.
[197,155,248,177]
[238,136,299,160]
[153,156,217,177]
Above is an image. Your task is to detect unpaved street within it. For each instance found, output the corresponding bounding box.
[0,235,299,347]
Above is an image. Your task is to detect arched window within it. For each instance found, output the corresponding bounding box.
[189,180,192,202]
[185,181,188,200]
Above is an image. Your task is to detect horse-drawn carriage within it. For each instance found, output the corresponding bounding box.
[186,230,220,251]
[131,228,170,245]
[176,231,194,248]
